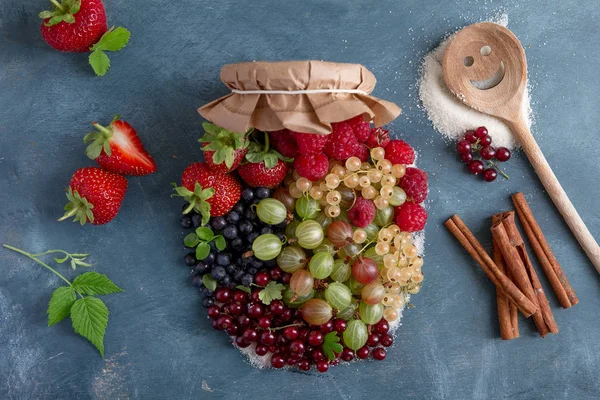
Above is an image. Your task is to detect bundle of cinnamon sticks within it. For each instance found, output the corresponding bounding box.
[445,192,578,340]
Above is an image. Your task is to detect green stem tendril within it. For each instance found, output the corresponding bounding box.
[2,244,81,295]
[50,0,64,11]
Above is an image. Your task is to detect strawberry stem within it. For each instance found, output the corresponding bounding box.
[92,122,112,138]
[263,131,270,152]
[50,0,64,12]
[57,205,81,221]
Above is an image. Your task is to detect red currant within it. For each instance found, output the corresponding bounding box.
[271,354,286,369]
[216,315,233,330]
[307,331,324,346]
[320,321,334,334]
[289,340,306,354]
[460,152,473,164]
[456,140,472,154]
[356,346,370,359]
[496,147,511,162]
[254,271,270,286]
[235,336,251,348]
[297,358,311,371]
[281,272,292,284]
[283,326,299,341]
[260,331,276,345]
[475,126,488,139]
[214,287,231,303]
[372,347,386,360]
[373,319,389,334]
[207,305,220,319]
[380,334,394,347]
[311,348,325,361]
[255,345,268,356]
[316,360,329,373]
[257,316,271,329]
[269,267,283,281]
[237,315,250,328]
[480,146,496,160]
[233,290,249,304]
[464,130,477,143]
[334,319,347,333]
[367,333,380,347]
[468,160,485,175]
[341,348,354,361]
[483,168,497,182]
[242,328,258,342]
[480,135,492,147]
[246,303,264,319]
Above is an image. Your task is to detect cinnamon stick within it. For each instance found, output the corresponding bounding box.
[512,192,578,308]
[492,214,519,340]
[495,212,558,337]
[445,215,537,317]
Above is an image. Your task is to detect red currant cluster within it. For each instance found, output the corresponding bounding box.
[206,284,393,372]
[456,126,511,182]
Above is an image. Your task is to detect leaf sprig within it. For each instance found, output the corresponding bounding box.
[184,226,226,261]
[257,281,285,305]
[322,332,343,361]
[3,244,123,357]
[88,27,131,77]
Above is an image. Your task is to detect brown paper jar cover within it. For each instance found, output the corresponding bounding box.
[198,60,402,135]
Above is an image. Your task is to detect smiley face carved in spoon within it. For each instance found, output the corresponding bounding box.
[442,22,527,114]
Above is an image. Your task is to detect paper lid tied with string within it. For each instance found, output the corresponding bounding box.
[198,61,402,135]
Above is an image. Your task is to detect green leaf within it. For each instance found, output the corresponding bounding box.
[70,259,77,270]
[202,275,217,291]
[236,285,251,294]
[39,11,54,19]
[322,331,343,361]
[195,242,210,260]
[195,227,214,241]
[71,297,109,357]
[89,49,110,77]
[62,13,75,23]
[47,286,76,326]
[263,153,278,169]
[90,27,131,52]
[199,188,215,201]
[202,122,222,136]
[258,281,285,305]
[245,151,264,164]
[214,236,226,251]
[73,259,92,268]
[198,202,211,226]
[72,272,124,296]
[184,233,200,247]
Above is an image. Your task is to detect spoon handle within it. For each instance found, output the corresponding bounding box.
[508,118,600,274]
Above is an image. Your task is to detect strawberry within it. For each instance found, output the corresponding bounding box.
[237,133,290,188]
[39,0,107,52]
[58,167,128,225]
[173,162,241,224]
[200,122,250,173]
[84,115,157,176]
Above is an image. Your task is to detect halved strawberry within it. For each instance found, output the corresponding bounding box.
[200,122,250,173]
[84,115,157,176]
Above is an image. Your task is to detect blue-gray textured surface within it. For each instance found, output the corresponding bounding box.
[1,0,600,399]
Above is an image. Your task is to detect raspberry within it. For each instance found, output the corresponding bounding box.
[364,127,390,149]
[293,153,329,181]
[269,130,299,158]
[399,167,428,203]
[290,131,329,155]
[354,144,369,162]
[347,116,371,142]
[384,140,415,165]
[323,122,360,161]
[347,196,376,228]
[394,202,427,232]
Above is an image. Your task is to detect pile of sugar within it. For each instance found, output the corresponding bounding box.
[418,15,532,149]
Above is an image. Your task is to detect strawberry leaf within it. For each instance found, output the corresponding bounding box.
[322,332,343,361]
[172,183,213,226]
[88,27,131,77]
[199,123,250,169]
[89,50,111,77]
[40,0,82,26]
[58,188,95,226]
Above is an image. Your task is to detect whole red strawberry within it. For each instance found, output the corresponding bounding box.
[200,123,250,173]
[395,202,427,232]
[291,131,330,155]
[385,139,415,165]
[58,167,128,225]
[237,133,290,188]
[323,122,360,161]
[293,153,329,182]
[174,162,241,224]
[40,0,107,52]
[84,115,157,176]
[347,116,371,142]
[364,127,390,149]
[399,167,428,203]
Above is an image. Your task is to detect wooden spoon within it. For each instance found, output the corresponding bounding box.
[443,22,600,273]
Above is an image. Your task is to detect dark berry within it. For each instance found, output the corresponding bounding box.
[247,232,259,244]
[269,267,283,281]
[191,274,203,288]
[201,298,214,308]
[475,126,488,139]
[226,211,240,224]
[216,253,231,266]
[244,209,257,221]
[468,160,485,175]
[483,168,497,182]
[211,266,227,281]
[464,130,477,143]
[203,252,216,264]
[191,214,203,228]
[255,187,271,199]
[281,272,291,284]
[201,287,214,297]
[223,225,238,240]
[275,232,285,242]
[241,188,254,202]
[233,203,245,215]
[233,270,245,281]
[254,271,270,286]
[211,216,227,231]
[496,147,511,162]
[456,140,471,154]
[225,264,236,274]
[180,215,192,229]
[372,347,386,360]
[260,227,272,235]
[184,254,196,267]
[193,262,209,275]
[239,221,253,235]
[480,146,496,160]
